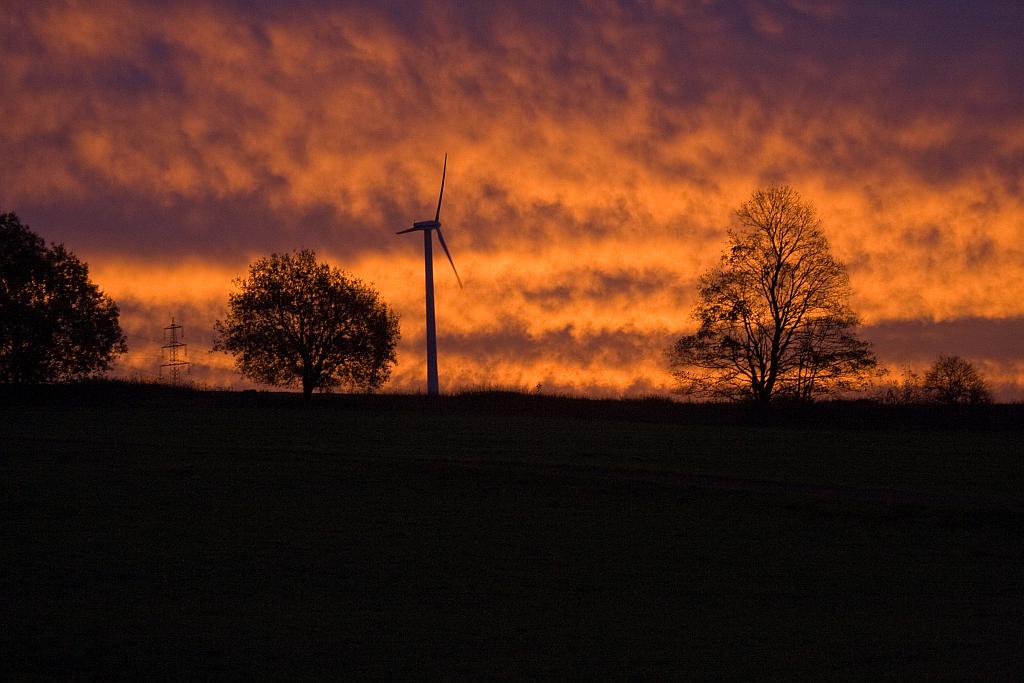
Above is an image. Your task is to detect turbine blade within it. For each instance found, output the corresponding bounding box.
[435,227,463,288]
[434,153,447,224]
[396,226,419,234]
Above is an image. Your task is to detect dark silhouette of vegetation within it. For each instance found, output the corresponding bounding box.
[668,186,877,404]
[214,250,399,399]
[0,212,126,383]
[923,355,992,405]
[880,369,927,405]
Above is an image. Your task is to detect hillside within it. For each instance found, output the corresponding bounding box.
[3,382,1023,677]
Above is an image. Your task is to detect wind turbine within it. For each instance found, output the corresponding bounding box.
[397,154,462,396]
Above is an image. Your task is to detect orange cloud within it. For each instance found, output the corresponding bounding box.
[2,1,1022,397]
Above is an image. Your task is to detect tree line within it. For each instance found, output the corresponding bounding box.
[0,192,995,404]
[1,213,398,399]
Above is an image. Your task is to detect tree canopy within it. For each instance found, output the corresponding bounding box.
[1,212,126,383]
[923,355,992,405]
[668,186,877,404]
[214,250,400,398]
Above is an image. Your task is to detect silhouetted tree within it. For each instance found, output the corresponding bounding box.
[880,368,926,405]
[0,212,126,383]
[923,355,992,405]
[668,186,877,404]
[214,250,399,399]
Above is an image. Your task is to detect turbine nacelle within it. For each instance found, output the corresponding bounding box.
[396,219,441,234]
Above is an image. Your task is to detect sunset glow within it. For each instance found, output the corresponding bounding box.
[3,1,1022,397]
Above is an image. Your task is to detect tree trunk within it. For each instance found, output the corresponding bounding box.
[302,378,314,401]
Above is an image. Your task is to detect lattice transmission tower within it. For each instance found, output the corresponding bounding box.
[160,316,190,384]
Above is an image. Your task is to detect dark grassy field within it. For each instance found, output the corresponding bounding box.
[3,383,1023,678]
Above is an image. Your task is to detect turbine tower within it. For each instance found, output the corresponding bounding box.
[397,154,462,396]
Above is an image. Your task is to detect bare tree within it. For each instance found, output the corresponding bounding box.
[880,368,926,405]
[668,186,877,404]
[923,355,992,404]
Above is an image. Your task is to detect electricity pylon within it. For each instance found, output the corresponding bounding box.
[160,316,189,384]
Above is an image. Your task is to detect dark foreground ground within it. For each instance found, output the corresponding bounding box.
[3,383,1023,678]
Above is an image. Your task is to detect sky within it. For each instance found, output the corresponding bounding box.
[2,0,1022,398]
